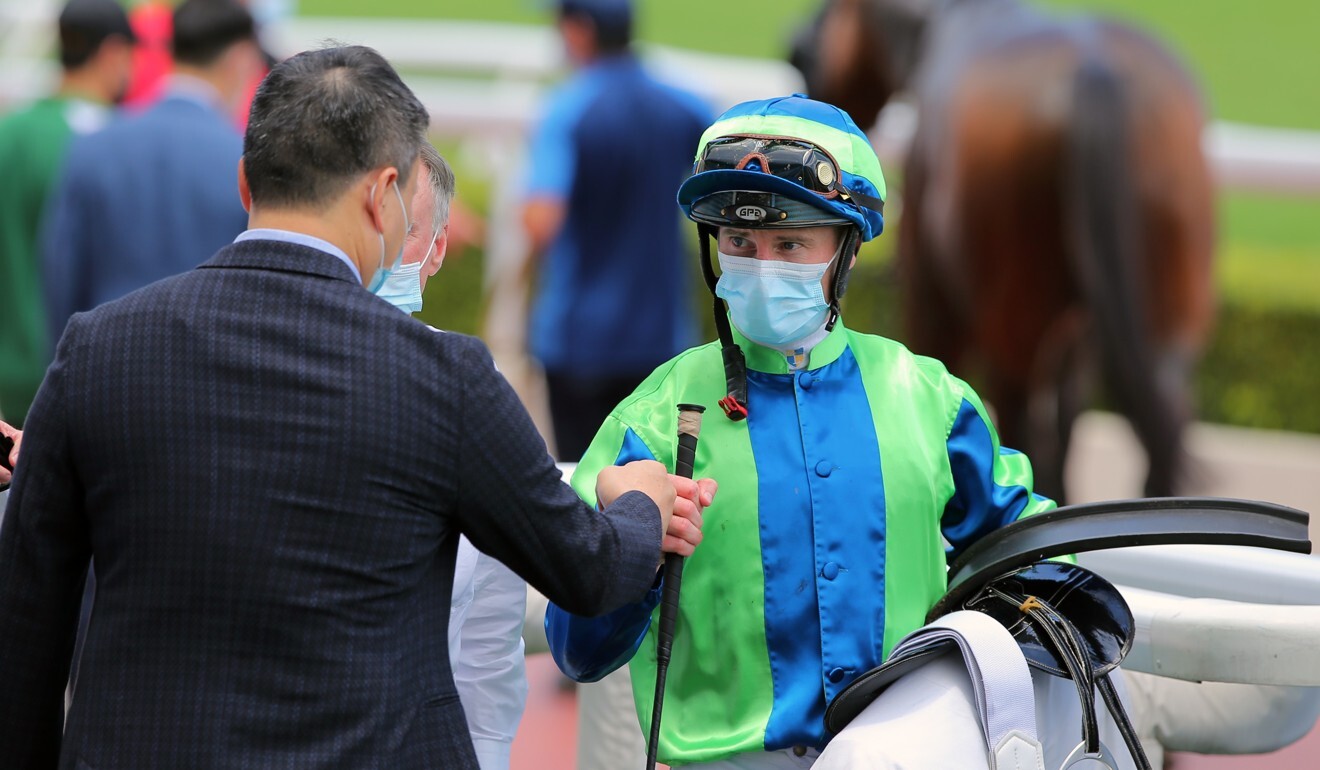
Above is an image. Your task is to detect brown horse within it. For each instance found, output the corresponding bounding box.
[793,0,1217,501]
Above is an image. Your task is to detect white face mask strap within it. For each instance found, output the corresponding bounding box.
[369,177,411,279]
[421,225,442,272]
[369,182,386,277]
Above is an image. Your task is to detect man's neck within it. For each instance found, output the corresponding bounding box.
[169,65,230,109]
[247,207,370,282]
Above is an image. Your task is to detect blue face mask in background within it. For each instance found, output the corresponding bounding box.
[374,252,425,314]
[715,251,834,349]
[366,181,411,296]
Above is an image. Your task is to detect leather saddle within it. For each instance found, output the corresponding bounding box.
[965,561,1142,768]
[825,497,1313,770]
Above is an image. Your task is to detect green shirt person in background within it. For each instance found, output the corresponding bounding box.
[0,0,133,424]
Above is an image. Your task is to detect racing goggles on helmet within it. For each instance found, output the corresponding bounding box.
[695,135,883,213]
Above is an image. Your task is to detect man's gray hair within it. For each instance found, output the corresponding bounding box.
[419,142,456,233]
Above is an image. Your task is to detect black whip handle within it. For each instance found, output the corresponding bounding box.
[646,404,705,770]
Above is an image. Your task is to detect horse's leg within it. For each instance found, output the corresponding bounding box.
[1062,43,1197,501]
[1026,309,1092,503]
[1077,23,1217,497]
[1122,31,1216,497]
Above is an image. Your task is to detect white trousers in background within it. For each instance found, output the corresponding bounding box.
[576,665,648,770]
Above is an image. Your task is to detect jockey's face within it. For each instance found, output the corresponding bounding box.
[717,225,849,301]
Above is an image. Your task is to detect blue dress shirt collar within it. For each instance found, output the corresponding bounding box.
[235,229,362,283]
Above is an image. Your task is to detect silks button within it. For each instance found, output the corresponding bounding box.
[797,371,814,390]
[828,667,846,683]
[815,460,833,477]
[822,562,840,581]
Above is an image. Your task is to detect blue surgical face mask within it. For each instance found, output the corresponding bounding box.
[715,251,834,349]
[366,181,411,296]
[374,253,424,314]
[374,225,442,315]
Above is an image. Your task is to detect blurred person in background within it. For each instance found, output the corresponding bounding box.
[0,0,134,426]
[122,0,281,129]
[40,0,264,347]
[0,43,704,769]
[121,0,173,108]
[521,0,710,463]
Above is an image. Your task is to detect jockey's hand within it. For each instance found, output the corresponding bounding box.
[663,475,715,558]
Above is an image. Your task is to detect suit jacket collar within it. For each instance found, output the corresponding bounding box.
[199,239,362,286]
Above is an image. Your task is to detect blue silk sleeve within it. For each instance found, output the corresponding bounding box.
[942,397,1054,562]
[545,576,663,683]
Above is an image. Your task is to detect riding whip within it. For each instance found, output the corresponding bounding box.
[646,403,706,770]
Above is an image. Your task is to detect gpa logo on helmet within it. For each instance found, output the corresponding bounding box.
[735,205,766,221]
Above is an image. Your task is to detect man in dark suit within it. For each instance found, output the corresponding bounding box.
[0,45,709,769]
[40,0,266,345]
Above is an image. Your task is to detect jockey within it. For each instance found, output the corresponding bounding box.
[545,94,1062,768]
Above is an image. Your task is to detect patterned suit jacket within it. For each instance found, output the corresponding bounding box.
[0,239,663,769]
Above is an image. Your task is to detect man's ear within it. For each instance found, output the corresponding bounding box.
[237,158,252,213]
[368,167,400,232]
[431,225,450,272]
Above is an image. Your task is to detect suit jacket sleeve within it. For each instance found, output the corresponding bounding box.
[0,313,94,766]
[453,338,663,617]
[546,416,667,683]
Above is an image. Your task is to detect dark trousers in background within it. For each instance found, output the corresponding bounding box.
[545,371,649,463]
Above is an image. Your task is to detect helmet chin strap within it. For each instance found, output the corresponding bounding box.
[825,226,861,332]
[698,223,862,421]
[697,224,749,421]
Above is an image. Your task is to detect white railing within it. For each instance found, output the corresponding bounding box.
[5,16,1320,195]
[268,18,1320,196]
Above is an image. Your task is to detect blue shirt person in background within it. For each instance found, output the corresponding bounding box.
[521,0,711,462]
[40,0,266,346]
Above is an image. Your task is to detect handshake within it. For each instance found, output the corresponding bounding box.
[596,460,716,563]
